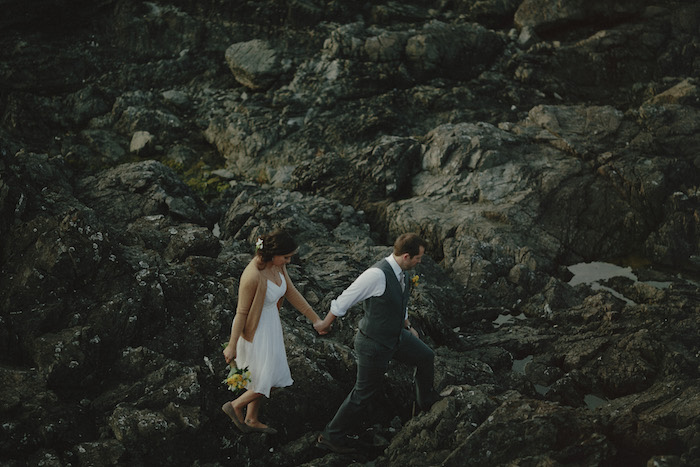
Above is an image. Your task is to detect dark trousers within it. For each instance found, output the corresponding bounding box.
[322,329,435,443]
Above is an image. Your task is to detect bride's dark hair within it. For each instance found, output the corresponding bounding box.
[255,230,298,263]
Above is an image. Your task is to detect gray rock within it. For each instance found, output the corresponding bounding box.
[441,395,615,466]
[129,130,155,154]
[77,160,205,227]
[163,223,221,262]
[225,39,284,90]
[515,0,644,33]
[404,21,505,81]
[79,129,128,166]
[32,326,100,389]
[73,439,126,466]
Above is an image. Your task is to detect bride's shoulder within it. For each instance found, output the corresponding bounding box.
[247,256,265,271]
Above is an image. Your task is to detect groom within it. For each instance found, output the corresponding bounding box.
[313,233,441,453]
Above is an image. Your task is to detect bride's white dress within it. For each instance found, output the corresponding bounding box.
[235,272,293,397]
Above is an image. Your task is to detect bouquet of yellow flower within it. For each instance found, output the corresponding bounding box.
[224,362,251,392]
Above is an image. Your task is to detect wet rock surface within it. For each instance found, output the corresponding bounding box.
[1,0,699,466]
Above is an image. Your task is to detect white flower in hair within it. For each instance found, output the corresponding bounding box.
[255,238,264,251]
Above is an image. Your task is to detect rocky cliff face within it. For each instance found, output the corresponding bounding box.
[1,0,699,466]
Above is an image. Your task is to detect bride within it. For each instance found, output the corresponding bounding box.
[222,230,326,433]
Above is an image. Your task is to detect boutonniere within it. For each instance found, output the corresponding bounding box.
[411,274,420,286]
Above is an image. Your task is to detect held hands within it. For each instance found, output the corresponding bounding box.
[313,319,329,335]
[313,312,335,335]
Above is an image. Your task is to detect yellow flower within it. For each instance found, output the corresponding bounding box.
[223,362,252,392]
[411,274,420,286]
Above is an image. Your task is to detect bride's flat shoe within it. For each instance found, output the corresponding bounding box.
[222,402,249,433]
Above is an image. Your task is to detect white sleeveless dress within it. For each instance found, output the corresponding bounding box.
[235,272,293,397]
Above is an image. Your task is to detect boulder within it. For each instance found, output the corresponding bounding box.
[225,39,285,90]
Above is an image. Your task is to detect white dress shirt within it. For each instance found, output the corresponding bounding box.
[330,255,408,320]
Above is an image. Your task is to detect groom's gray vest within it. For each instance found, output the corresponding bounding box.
[358,259,409,347]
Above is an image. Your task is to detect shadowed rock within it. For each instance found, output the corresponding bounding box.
[1,0,699,465]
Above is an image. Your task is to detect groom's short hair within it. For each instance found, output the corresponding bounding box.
[394,233,426,257]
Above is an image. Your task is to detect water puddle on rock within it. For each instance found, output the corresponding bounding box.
[567,261,638,287]
[512,355,550,395]
[583,394,608,410]
[512,355,532,375]
[492,312,526,328]
[567,261,673,304]
[511,354,608,410]
[502,261,678,410]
